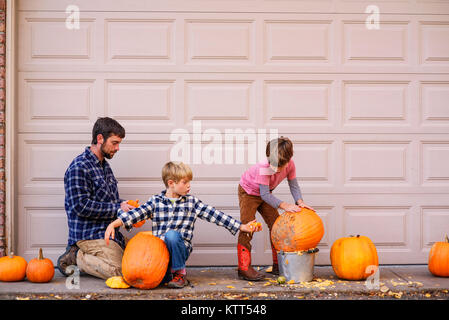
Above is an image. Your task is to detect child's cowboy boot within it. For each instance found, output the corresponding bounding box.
[237,244,264,281]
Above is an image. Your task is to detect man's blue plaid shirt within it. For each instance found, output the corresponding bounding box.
[117,190,242,253]
[64,147,125,249]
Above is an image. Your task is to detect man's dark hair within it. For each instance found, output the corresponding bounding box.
[91,117,125,144]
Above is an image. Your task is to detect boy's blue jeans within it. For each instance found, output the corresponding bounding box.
[161,230,190,283]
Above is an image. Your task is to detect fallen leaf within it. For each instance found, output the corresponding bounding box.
[226,285,235,289]
[380,286,390,293]
[16,297,30,300]
[265,266,273,273]
[287,279,295,284]
[425,293,431,298]
[209,282,217,285]
[258,293,268,297]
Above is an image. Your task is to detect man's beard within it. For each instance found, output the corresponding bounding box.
[101,145,114,159]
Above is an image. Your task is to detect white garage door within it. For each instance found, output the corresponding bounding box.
[16,0,449,265]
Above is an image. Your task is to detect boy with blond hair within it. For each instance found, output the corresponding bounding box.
[105,161,260,288]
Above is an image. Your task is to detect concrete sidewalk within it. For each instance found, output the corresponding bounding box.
[0,265,448,300]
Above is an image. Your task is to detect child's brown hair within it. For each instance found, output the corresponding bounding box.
[266,136,293,168]
[162,161,193,187]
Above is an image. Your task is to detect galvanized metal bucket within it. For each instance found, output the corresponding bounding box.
[277,248,319,283]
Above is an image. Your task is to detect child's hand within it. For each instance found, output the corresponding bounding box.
[241,220,262,233]
[297,200,315,211]
[120,201,135,212]
[280,202,302,212]
[104,219,124,245]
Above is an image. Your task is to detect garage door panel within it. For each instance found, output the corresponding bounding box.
[343,81,410,126]
[17,196,68,262]
[420,81,449,126]
[18,136,90,195]
[343,20,410,66]
[421,206,449,250]
[419,21,449,66]
[106,19,175,64]
[421,141,449,186]
[18,77,99,133]
[343,207,411,247]
[343,141,412,186]
[18,13,97,68]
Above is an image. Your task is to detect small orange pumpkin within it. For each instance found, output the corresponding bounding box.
[271,208,324,252]
[26,248,55,283]
[330,235,379,280]
[121,232,169,289]
[127,199,146,228]
[428,234,449,277]
[0,252,27,282]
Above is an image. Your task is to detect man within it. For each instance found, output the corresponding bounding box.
[57,117,134,279]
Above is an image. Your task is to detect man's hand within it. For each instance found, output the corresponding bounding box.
[104,218,124,245]
[240,219,263,233]
[120,201,135,212]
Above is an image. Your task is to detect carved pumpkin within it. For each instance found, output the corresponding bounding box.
[121,231,169,289]
[330,235,379,280]
[428,235,449,277]
[25,248,55,283]
[105,276,131,289]
[0,252,27,282]
[271,208,324,252]
[128,199,146,228]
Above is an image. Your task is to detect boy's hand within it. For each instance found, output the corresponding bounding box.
[240,220,262,233]
[104,219,124,245]
[120,201,135,212]
[279,202,302,212]
[296,200,315,211]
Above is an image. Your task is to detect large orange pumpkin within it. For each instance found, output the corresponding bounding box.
[121,231,169,289]
[330,235,379,280]
[271,208,324,252]
[0,252,27,282]
[428,235,449,277]
[26,248,55,283]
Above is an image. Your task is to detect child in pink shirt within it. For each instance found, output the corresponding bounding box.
[237,137,314,281]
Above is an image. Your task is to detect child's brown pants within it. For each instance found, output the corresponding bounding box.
[237,184,279,252]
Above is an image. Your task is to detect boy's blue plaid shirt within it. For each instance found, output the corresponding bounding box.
[118,190,242,253]
[64,147,126,249]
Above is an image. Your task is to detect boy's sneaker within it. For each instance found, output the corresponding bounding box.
[167,272,189,288]
[57,244,79,276]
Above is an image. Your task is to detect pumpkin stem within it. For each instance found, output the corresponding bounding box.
[445,234,449,243]
[38,248,44,260]
[357,235,360,238]
[9,251,13,258]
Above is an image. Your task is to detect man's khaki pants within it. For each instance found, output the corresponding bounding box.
[76,239,123,280]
